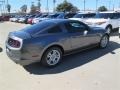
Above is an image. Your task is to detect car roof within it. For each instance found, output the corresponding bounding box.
[45,19,70,24]
[77,12,95,14]
[98,11,120,13]
[46,19,81,24]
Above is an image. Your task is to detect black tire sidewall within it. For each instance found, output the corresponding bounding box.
[99,35,109,48]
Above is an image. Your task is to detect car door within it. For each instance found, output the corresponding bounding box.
[110,13,119,29]
[65,21,99,49]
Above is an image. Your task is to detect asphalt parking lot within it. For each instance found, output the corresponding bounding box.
[0,22,120,90]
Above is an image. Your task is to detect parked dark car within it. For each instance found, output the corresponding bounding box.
[6,19,109,67]
[33,13,62,24]
[0,15,10,21]
[32,14,48,24]
[0,16,2,21]
[57,13,76,19]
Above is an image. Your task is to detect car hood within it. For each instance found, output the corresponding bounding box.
[85,18,108,24]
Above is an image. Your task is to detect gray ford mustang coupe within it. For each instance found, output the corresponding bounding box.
[6,19,109,67]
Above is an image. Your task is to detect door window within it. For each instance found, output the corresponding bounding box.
[47,26,62,34]
[65,22,88,33]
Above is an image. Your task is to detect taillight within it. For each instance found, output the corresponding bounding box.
[8,38,21,48]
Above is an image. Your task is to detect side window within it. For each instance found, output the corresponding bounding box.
[113,13,120,19]
[47,26,62,34]
[65,14,75,18]
[65,22,88,33]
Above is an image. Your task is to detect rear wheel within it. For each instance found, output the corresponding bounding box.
[41,47,62,67]
[99,35,109,48]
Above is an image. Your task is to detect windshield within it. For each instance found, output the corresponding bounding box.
[73,13,95,18]
[95,13,113,19]
[29,15,36,18]
[40,14,48,18]
[57,13,65,19]
[47,14,60,18]
[35,14,41,18]
[23,20,55,35]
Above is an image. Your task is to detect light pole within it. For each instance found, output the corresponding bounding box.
[83,0,85,12]
[108,0,111,11]
[6,0,8,5]
[46,0,49,13]
[0,0,5,15]
[112,0,114,11]
[53,0,56,12]
[96,0,98,11]
[0,4,2,15]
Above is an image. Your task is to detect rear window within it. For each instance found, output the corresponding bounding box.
[65,13,76,18]
[22,21,55,35]
[47,14,60,18]
[47,26,62,33]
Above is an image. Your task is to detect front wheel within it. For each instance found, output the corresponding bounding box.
[41,47,62,67]
[99,35,109,48]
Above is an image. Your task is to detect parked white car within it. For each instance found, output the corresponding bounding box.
[69,12,96,22]
[85,11,120,34]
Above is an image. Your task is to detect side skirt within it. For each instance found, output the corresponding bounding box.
[64,44,99,56]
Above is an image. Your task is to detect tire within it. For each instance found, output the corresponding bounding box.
[99,35,109,48]
[41,47,62,67]
[106,26,112,34]
[0,47,2,52]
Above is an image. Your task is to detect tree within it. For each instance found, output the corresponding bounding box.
[6,4,11,13]
[37,0,41,12]
[20,5,27,13]
[98,6,108,12]
[56,0,79,12]
[30,2,37,14]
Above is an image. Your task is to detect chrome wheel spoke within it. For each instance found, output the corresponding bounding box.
[101,36,108,47]
[46,49,61,66]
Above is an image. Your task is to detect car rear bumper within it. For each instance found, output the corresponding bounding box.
[6,47,40,65]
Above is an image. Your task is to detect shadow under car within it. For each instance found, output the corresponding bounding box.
[23,41,120,75]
